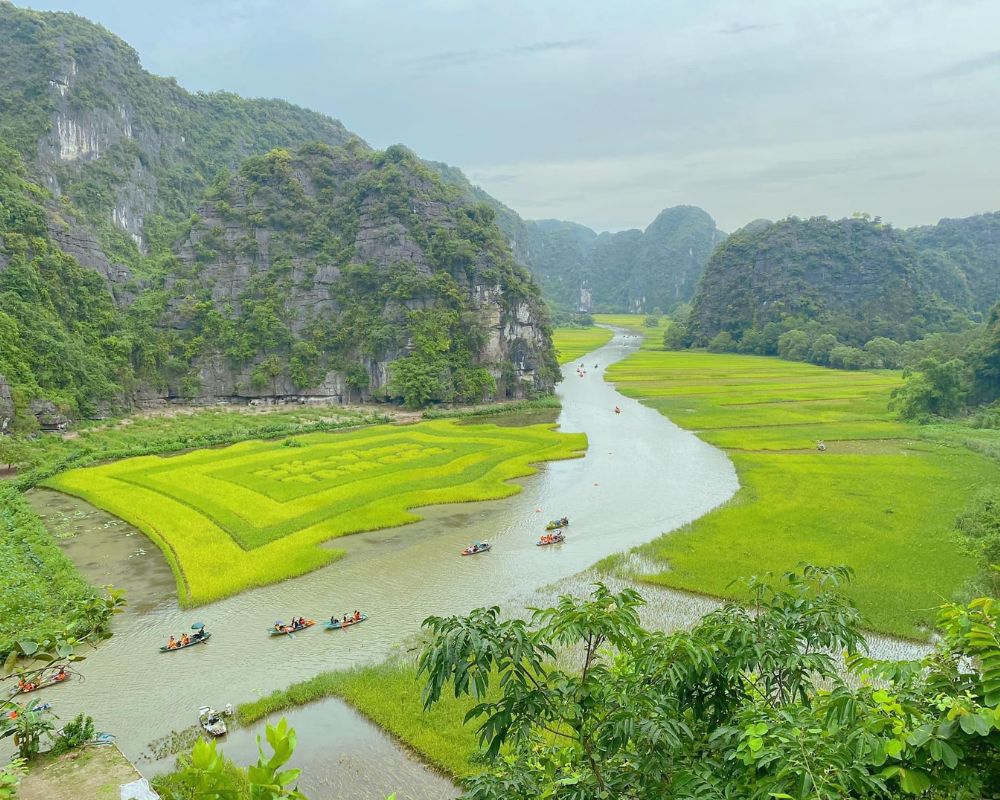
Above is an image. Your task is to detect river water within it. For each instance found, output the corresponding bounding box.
[28,329,740,797]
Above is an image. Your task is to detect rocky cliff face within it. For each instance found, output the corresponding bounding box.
[150,144,556,405]
[1,2,353,252]
[0,375,12,434]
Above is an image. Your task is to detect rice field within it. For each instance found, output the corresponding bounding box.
[44,420,586,605]
[593,313,671,347]
[552,326,614,364]
[605,350,1000,638]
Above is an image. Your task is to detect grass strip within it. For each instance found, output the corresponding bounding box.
[237,661,488,779]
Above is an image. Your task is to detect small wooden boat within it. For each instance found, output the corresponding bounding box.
[545,517,569,530]
[8,670,70,697]
[159,631,211,652]
[325,613,369,630]
[198,706,227,737]
[460,542,491,556]
[537,533,565,546]
[269,619,315,636]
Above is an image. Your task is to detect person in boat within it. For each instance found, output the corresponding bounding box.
[181,633,190,646]
[614,406,621,415]
[54,666,67,682]
[167,635,178,649]
[342,615,349,625]
[353,610,361,621]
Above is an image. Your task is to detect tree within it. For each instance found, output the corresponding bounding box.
[890,357,972,419]
[777,328,812,361]
[418,570,1000,799]
[809,333,839,365]
[864,337,903,369]
[251,355,284,397]
[344,364,370,404]
[707,330,735,352]
[0,435,30,470]
[662,322,687,350]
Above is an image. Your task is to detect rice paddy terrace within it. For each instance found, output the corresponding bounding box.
[45,420,586,605]
[605,349,1000,638]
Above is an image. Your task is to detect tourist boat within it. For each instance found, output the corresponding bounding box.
[545,517,569,530]
[536,532,566,546]
[269,619,315,636]
[159,623,211,652]
[8,669,70,696]
[460,542,491,556]
[198,706,228,737]
[325,613,369,630]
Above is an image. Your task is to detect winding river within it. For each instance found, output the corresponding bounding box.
[28,329,741,797]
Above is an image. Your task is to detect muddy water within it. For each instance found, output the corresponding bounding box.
[30,329,739,794]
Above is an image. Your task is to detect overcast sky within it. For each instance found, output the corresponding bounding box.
[23,0,1000,233]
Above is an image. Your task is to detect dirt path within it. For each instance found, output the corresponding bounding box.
[19,744,145,800]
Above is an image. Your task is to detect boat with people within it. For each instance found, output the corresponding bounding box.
[545,517,569,530]
[537,531,566,546]
[198,705,228,737]
[325,611,368,630]
[460,541,491,556]
[160,622,210,652]
[269,617,315,636]
[9,666,70,696]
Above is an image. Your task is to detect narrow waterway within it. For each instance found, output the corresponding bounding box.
[30,329,740,796]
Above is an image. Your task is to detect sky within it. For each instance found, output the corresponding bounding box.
[22,0,1000,233]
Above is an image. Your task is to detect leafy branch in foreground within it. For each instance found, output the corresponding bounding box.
[418,566,1000,799]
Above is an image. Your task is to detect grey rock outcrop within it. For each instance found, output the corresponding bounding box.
[0,375,13,434]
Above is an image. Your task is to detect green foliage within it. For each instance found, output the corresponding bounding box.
[50,712,94,754]
[891,358,973,420]
[0,143,133,415]
[158,719,304,800]
[418,574,1000,799]
[0,757,24,800]
[0,698,56,760]
[955,488,1000,598]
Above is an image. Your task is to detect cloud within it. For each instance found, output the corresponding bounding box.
[717,22,778,35]
[928,49,1000,78]
[405,38,590,70]
[507,38,590,55]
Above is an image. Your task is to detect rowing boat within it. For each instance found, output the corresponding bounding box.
[269,619,315,636]
[159,632,211,652]
[325,613,368,630]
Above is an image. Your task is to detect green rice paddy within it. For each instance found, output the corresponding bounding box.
[593,313,670,347]
[605,350,999,638]
[45,420,586,605]
[552,326,614,364]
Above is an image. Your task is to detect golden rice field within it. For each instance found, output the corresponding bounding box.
[552,326,613,364]
[605,350,1000,638]
[45,420,586,605]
